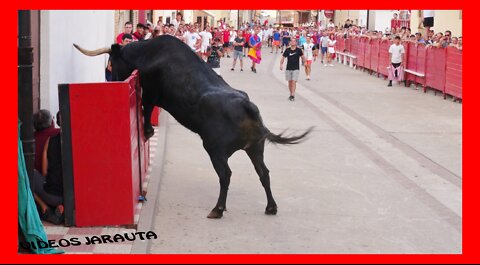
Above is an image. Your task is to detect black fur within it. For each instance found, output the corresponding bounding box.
[107,35,313,218]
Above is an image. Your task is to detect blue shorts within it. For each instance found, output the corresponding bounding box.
[321,47,328,54]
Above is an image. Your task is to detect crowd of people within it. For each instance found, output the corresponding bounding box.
[112,12,462,99]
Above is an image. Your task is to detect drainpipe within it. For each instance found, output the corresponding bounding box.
[18,10,35,185]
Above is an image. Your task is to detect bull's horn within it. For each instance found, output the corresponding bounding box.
[73,43,111,56]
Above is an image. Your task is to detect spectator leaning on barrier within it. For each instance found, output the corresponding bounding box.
[132,23,146,41]
[415,32,426,44]
[121,34,133,46]
[388,36,405,87]
[116,21,137,44]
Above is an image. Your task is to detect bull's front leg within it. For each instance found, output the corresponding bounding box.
[142,103,155,140]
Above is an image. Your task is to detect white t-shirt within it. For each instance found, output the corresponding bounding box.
[423,10,435,18]
[267,28,273,37]
[184,31,200,50]
[229,31,237,42]
[199,31,212,47]
[327,39,336,53]
[328,22,335,28]
[389,44,405,63]
[303,43,315,60]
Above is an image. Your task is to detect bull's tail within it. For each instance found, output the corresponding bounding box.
[264,127,314,145]
[243,100,314,145]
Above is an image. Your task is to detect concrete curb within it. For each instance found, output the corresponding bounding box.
[130,110,169,254]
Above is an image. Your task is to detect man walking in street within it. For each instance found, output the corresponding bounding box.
[388,36,405,87]
[302,35,316,80]
[280,39,305,101]
[231,30,245,71]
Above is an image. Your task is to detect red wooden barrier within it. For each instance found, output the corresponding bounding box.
[335,35,345,52]
[405,41,417,85]
[345,36,351,53]
[378,39,392,77]
[58,70,150,227]
[416,44,427,87]
[445,46,462,99]
[356,37,366,69]
[370,38,380,74]
[351,37,360,59]
[425,46,447,93]
[364,38,372,71]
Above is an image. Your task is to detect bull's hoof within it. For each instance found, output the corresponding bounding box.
[265,205,278,215]
[144,128,155,140]
[207,207,225,219]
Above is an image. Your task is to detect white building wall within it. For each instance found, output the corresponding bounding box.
[40,10,115,115]
[371,10,399,31]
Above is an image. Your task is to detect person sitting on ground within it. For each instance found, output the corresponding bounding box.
[32,111,65,225]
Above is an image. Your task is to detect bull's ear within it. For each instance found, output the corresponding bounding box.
[111,44,122,57]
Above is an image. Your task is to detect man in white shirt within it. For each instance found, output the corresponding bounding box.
[388,36,405,87]
[266,25,273,47]
[199,27,213,61]
[184,26,201,56]
[172,12,182,31]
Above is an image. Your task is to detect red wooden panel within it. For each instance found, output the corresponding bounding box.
[356,37,366,68]
[370,38,380,73]
[415,44,427,86]
[425,47,447,93]
[405,42,417,84]
[345,37,351,53]
[69,82,135,226]
[66,70,149,227]
[378,39,392,77]
[445,46,462,99]
[351,37,359,58]
[364,38,372,70]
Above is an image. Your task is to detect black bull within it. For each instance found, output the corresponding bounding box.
[74,35,313,218]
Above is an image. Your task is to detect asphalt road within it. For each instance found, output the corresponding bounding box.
[146,48,462,254]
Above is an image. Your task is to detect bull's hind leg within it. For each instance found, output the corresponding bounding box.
[246,141,278,215]
[207,154,232,219]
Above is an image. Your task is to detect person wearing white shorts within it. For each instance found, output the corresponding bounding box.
[199,27,213,61]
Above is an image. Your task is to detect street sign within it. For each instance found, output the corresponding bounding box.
[324,10,334,19]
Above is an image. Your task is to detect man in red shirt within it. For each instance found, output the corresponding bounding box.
[222,28,231,58]
[243,29,251,57]
[132,23,146,41]
[116,21,137,44]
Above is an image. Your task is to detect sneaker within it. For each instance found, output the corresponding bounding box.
[253,69,256,73]
[231,68,234,71]
[387,81,392,87]
[324,64,327,67]
[329,64,334,66]
[227,55,231,58]
[289,95,295,101]
[240,69,243,71]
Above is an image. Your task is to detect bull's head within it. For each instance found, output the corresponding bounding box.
[73,43,134,81]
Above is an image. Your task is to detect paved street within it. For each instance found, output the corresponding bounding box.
[146,49,462,254]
